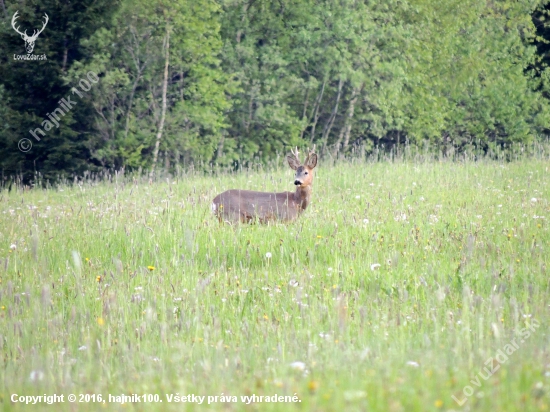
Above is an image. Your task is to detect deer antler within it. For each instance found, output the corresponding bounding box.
[11,11,27,38]
[11,11,48,41]
[290,146,301,164]
[305,144,316,159]
[28,13,48,41]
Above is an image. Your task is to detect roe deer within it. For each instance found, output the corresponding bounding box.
[212,146,318,223]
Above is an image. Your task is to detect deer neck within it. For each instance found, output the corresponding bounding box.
[294,185,312,212]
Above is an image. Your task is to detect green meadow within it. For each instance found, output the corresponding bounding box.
[1,150,549,411]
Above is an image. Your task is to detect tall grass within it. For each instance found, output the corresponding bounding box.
[0,149,549,411]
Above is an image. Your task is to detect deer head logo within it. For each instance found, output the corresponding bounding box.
[11,11,49,54]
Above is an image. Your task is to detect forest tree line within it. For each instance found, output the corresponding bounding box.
[0,0,549,180]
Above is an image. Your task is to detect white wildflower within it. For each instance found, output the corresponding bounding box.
[29,370,44,382]
[290,361,306,371]
[394,213,407,222]
[344,390,367,401]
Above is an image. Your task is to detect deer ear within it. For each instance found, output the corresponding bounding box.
[305,153,317,169]
[286,154,300,170]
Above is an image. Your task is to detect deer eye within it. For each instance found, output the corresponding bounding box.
[304,172,308,175]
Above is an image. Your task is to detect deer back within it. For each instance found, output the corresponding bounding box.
[212,189,300,223]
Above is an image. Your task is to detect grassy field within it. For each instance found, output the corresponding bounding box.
[0,152,549,411]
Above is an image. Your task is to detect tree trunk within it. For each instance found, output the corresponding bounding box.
[126,26,150,140]
[179,70,184,101]
[321,78,343,154]
[62,38,68,72]
[124,70,143,141]
[0,0,7,18]
[216,132,225,160]
[342,85,360,153]
[332,84,355,158]
[151,26,170,177]
[247,85,254,134]
[332,127,345,159]
[309,79,326,144]
[299,86,310,140]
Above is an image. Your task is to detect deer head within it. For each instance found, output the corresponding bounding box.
[286,145,317,188]
[12,11,49,54]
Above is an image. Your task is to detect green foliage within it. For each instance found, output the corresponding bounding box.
[219,0,550,160]
[67,0,232,170]
[1,0,549,179]
[532,1,550,127]
[399,0,550,146]
[0,0,120,181]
